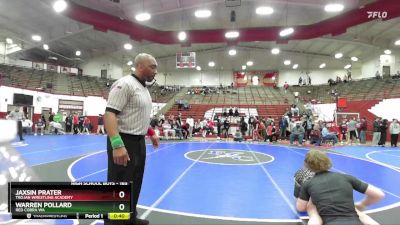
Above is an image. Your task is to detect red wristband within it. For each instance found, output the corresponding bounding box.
[147,127,155,136]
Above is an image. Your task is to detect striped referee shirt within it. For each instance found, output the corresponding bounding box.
[106,74,152,135]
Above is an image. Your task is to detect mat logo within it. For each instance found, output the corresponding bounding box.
[367,11,387,19]
[185,149,273,165]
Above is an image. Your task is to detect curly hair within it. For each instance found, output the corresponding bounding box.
[304,150,332,172]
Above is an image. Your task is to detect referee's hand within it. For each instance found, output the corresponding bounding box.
[113,147,130,166]
[150,134,160,149]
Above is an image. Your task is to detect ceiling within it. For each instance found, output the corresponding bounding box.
[0,0,399,73]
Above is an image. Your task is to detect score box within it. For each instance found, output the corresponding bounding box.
[8,182,132,220]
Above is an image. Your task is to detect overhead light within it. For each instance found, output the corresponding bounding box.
[75,50,81,56]
[284,60,291,65]
[48,56,57,60]
[196,66,201,71]
[395,39,400,46]
[208,61,215,67]
[351,57,358,62]
[135,12,151,21]
[271,48,280,55]
[384,49,392,55]
[123,43,132,50]
[246,61,254,66]
[32,35,42,42]
[242,65,246,70]
[178,31,187,41]
[5,38,13,44]
[319,63,326,68]
[53,0,67,13]
[334,53,343,59]
[324,3,344,12]
[292,64,299,69]
[225,31,239,39]
[131,67,136,71]
[256,6,274,15]
[194,9,211,18]
[127,61,133,66]
[228,49,237,56]
[43,44,49,50]
[279,28,294,37]
[344,64,352,69]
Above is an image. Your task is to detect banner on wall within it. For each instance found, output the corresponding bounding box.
[233,71,279,87]
[33,62,44,70]
[47,64,58,72]
[60,66,71,74]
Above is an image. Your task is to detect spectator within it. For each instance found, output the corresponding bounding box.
[83,116,91,134]
[186,116,194,138]
[279,116,288,139]
[372,117,381,146]
[97,114,105,135]
[296,150,385,225]
[359,117,368,144]
[283,81,289,94]
[298,77,302,86]
[65,114,72,133]
[378,119,388,147]
[390,119,400,147]
[290,122,305,146]
[233,129,243,142]
[34,119,45,136]
[321,124,338,145]
[309,125,321,146]
[239,117,248,136]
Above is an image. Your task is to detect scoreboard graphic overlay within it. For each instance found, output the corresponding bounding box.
[8,182,132,220]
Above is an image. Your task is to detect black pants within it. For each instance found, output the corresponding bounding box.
[391,134,399,147]
[17,121,23,141]
[105,133,146,225]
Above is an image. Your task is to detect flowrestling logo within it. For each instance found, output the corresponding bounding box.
[185,149,274,165]
[367,11,388,19]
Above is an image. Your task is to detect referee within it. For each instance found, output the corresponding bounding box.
[8,107,25,141]
[104,53,159,225]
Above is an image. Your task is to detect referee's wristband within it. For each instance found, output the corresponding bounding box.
[110,135,125,150]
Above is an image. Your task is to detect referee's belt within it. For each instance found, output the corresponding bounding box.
[120,133,145,140]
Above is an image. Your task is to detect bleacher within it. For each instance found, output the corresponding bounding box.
[289,77,400,103]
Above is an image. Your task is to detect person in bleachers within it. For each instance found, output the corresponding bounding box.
[22,119,33,135]
[172,119,183,140]
[283,81,289,93]
[390,119,400,147]
[321,124,338,146]
[298,77,302,86]
[162,120,175,140]
[222,107,228,117]
[309,125,321,146]
[234,107,239,117]
[290,122,305,146]
[328,78,336,86]
[233,129,243,142]
[193,119,202,135]
[34,119,45,136]
[185,115,194,138]
[291,104,300,117]
[228,107,233,117]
